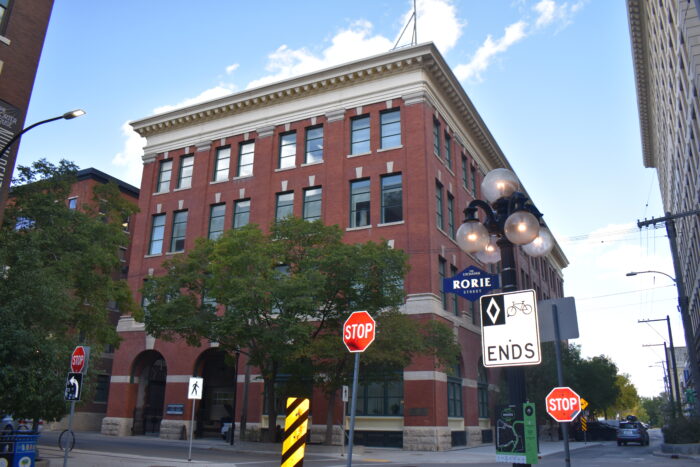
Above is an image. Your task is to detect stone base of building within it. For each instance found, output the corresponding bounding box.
[309,424,344,445]
[160,419,189,440]
[46,412,105,432]
[466,426,485,446]
[403,426,452,451]
[101,417,133,436]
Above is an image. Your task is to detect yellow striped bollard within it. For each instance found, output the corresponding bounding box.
[280,397,309,467]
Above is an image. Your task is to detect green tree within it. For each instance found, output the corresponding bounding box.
[0,160,137,424]
[139,217,458,442]
[576,355,620,419]
[607,374,642,419]
[641,394,670,427]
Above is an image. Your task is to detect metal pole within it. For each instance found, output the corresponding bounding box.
[666,316,683,416]
[62,401,75,467]
[188,399,195,462]
[346,353,360,467]
[230,351,240,445]
[665,217,700,415]
[663,342,676,418]
[552,305,571,467]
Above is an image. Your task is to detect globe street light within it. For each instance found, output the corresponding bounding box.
[457,168,554,466]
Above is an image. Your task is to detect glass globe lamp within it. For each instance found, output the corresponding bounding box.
[504,210,539,245]
[456,220,489,253]
[481,168,520,204]
[522,226,554,257]
[475,235,501,264]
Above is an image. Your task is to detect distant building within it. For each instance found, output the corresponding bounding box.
[628,0,700,393]
[0,0,55,223]
[102,43,567,450]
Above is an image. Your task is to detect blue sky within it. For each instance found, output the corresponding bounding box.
[17,0,678,400]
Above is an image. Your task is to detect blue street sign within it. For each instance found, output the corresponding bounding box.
[443,265,500,302]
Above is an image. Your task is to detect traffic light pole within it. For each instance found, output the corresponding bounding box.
[346,352,360,467]
[552,304,571,467]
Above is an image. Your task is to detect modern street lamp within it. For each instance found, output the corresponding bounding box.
[456,168,554,467]
[627,269,698,415]
[0,109,86,159]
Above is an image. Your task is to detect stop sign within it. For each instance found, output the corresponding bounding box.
[71,346,86,373]
[546,386,581,422]
[343,311,376,352]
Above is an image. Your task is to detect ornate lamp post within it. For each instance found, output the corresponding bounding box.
[456,168,554,466]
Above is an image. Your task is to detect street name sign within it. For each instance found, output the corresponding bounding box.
[480,290,541,368]
[443,265,500,302]
[343,311,376,352]
[546,387,581,422]
[188,377,203,400]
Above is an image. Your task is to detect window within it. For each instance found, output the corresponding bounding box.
[478,364,489,418]
[447,193,455,238]
[305,126,323,164]
[470,166,478,197]
[94,374,110,403]
[303,187,322,221]
[380,109,401,149]
[444,133,452,168]
[350,179,371,227]
[157,160,173,193]
[208,204,225,240]
[177,155,194,189]
[68,197,78,210]
[433,119,441,156]
[435,182,444,230]
[381,174,402,223]
[0,0,12,36]
[447,364,463,417]
[461,156,468,189]
[351,115,370,155]
[451,264,459,315]
[233,199,250,229]
[279,132,296,169]
[351,373,403,416]
[237,141,254,177]
[439,257,447,310]
[213,146,231,182]
[169,210,188,252]
[148,214,166,255]
[275,192,294,221]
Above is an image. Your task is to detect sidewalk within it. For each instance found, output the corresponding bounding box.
[36,430,601,466]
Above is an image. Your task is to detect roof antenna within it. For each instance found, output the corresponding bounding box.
[392,0,418,50]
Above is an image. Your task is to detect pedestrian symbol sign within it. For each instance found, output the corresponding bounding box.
[188,377,203,400]
[480,289,541,368]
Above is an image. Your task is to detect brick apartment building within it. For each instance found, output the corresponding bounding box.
[0,0,54,222]
[102,43,567,450]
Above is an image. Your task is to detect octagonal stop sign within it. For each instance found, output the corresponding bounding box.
[343,311,376,352]
[70,346,86,373]
[546,386,581,422]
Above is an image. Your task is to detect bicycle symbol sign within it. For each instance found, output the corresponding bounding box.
[480,290,541,368]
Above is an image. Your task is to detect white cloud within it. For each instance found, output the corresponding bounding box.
[152,84,236,115]
[247,0,463,90]
[111,121,146,187]
[534,0,586,30]
[453,21,527,82]
[225,63,239,75]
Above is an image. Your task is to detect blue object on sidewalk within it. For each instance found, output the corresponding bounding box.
[0,433,39,467]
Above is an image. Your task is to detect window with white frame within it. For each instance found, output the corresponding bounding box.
[169,210,188,252]
[177,155,194,189]
[305,126,323,164]
[148,214,166,255]
[208,204,225,240]
[157,160,173,192]
[380,174,402,223]
[351,115,370,155]
[213,146,231,182]
[380,109,401,149]
[237,141,254,177]
[233,199,250,228]
[279,132,297,169]
[275,192,294,221]
[350,179,370,227]
[303,187,322,221]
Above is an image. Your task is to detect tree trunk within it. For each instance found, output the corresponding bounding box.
[265,362,279,443]
[324,390,337,445]
[239,362,251,440]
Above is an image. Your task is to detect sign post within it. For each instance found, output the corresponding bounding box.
[343,311,376,467]
[63,346,89,467]
[187,377,203,462]
[546,386,581,467]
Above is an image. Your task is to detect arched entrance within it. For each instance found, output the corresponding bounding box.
[194,349,238,438]
[131,350,167,435]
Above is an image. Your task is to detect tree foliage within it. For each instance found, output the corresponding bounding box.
[139,217,458,442]
[0,160,137,422]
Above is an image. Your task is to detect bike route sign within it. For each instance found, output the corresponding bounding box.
[495,403,538,464]
[442,265,500,302]
[480,289,541,368]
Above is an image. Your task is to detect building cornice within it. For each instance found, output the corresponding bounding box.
[627,0,656,168]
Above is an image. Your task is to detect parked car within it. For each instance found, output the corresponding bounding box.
[617,420,649,446]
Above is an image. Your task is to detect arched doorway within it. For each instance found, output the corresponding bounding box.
[131,351,167,435]
[194,349,238,438]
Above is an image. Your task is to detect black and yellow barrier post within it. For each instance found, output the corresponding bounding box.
[281,397,310,467]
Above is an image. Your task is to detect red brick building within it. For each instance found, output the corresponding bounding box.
[102,43,567,450]
[0,0,54,223]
